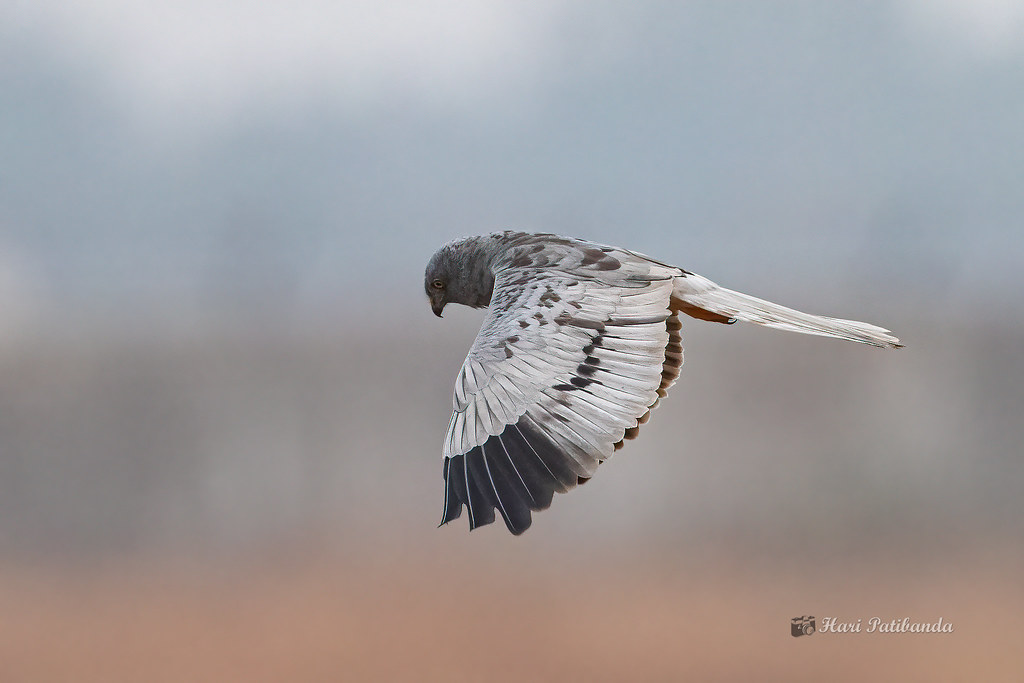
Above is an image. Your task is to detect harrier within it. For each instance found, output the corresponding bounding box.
[425,231,901,534]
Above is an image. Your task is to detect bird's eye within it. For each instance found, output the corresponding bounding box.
[432,279,444,290]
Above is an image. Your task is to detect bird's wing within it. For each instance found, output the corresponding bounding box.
[440,261,682,534]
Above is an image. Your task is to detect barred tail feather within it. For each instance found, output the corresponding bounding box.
[672,273,903,349]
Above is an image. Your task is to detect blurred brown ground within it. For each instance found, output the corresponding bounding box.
[1,546,1021,682]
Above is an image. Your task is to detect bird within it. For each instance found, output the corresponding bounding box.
[425,231,902,535]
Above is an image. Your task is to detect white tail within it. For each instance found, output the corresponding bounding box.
[672,272,903,349]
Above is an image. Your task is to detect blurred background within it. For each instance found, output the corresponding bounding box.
[1,1,1023,680]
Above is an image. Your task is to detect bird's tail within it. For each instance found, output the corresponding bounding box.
[671,272,903,349]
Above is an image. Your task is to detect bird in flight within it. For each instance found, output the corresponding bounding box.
[425,231,902,535]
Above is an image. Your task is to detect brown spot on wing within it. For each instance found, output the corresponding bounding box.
[671,295,736,324]
[581,247,621,270]
[580,248,604,266]
[538,289,561,306]
[553,312,606,330]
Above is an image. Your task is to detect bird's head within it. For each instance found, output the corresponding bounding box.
[424,251,449,317]
[424,238,497,318]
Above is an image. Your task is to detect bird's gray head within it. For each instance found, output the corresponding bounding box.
[424,237,497,317]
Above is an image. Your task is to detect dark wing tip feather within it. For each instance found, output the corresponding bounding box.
[439,456,464,527]
[440,417,572,535]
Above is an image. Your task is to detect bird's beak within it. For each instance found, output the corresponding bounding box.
[431,298,445,318]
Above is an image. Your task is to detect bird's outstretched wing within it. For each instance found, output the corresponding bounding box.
[440,261,682,534]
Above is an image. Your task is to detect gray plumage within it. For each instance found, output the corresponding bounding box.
[426,231,902,535]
